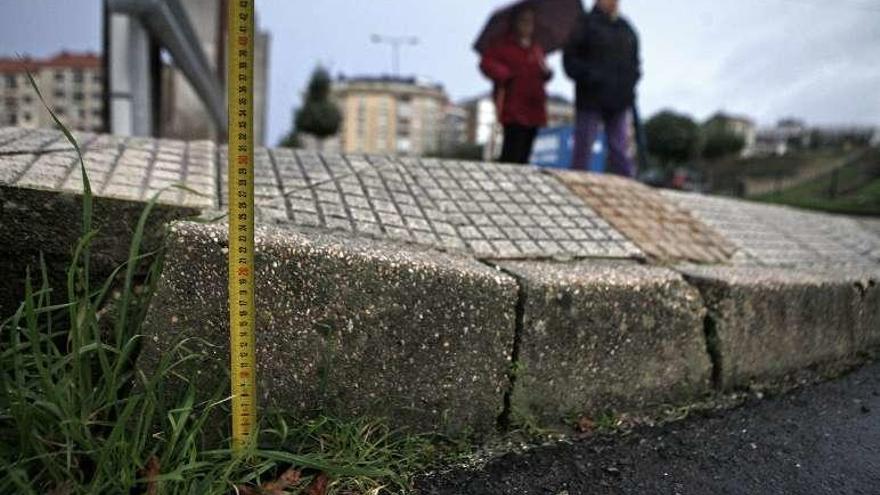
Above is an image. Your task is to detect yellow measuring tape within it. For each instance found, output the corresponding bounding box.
[227,0,257,450]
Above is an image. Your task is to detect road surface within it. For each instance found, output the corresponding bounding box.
[416,360,880,494]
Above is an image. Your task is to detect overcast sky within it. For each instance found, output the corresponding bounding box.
[2,0,878,146]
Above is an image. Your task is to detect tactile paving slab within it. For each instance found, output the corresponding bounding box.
[663,190,880,267]
[556,171,736,264]
[1,128,643,261]
[264,149,642,259]
[12,126,876,268]
[0,128,215,209]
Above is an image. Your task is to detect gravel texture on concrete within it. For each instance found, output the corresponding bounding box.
[679,264,880,390]
[496,260,712,427]
[140,221,519,435]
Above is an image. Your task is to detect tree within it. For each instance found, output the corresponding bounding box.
[701,127,745,161]
[287,66,341,149]
[278,130,302,149]
[644,110,700,168]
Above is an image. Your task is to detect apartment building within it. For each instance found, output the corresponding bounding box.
[333,76,447,156]
[0,52,104,132]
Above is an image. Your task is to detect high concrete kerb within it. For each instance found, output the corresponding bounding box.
[0,131,214,314]
[679,264,880,391]
[140,221,518,435]
[496,259,712,426]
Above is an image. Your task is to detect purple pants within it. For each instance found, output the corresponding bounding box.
[571,108,636,177]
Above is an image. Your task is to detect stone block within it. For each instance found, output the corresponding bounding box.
[140,222,518,435]
[680,265,880,390]
[498,260,712,425]
[0,186,199,316]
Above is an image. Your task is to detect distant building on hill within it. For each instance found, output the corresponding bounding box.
[331,75,448,156]
[0,52,104,132]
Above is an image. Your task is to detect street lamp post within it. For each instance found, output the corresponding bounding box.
[370,34,419,76]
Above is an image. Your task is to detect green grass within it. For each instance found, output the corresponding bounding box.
[0,70,449,494]
[755,148,880,216]
[699,148,865,196]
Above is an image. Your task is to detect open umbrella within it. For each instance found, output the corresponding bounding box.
[473,0,584,55]
[474,0,584,161]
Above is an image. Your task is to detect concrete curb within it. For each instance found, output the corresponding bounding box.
[679,264,880,390]
[2,128,880,435]
[140,221,518,435]
[497,260,712,425]
[0,185,200,315]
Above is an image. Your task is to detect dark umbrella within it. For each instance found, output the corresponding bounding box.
[473,0,584,54]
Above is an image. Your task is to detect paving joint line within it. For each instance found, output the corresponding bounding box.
[293,150,327,227]
[320,152,358,232]
[364,154,419,239]
[137,139,160,202]
[0,128,29,148]
[179,139,191,205]
[7,134,69,185]
[267,148,295,223]
[398,156,445,244]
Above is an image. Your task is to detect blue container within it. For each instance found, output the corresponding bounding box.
[529,125,606,172]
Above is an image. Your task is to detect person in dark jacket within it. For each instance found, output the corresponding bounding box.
[480,7,552,164]
[563,0,641,176]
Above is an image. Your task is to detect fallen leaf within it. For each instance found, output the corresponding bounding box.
[141,456,161,495]
[575,416,595,434]
[260,467,302,494]
[304,472,330,495]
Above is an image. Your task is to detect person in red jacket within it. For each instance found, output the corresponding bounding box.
[479,7,552,164]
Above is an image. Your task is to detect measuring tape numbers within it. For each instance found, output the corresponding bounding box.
[227,0,257,450]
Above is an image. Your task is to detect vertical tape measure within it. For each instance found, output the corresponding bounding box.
[227,0,257,450]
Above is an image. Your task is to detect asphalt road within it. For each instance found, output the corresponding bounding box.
[416,361,880,495]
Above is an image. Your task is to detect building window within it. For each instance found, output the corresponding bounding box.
[78,108,86,119]
[54,89,65,99]
[22,112,31,123]
[55,107,66,116]
[5,75,17,89]
[73,69,84,83]
[73,92,84,101]
[92,108,102,117]
[22,95,32,104]
[54,71,64,82]
[8,114,17,125]
[92,73,102,84]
